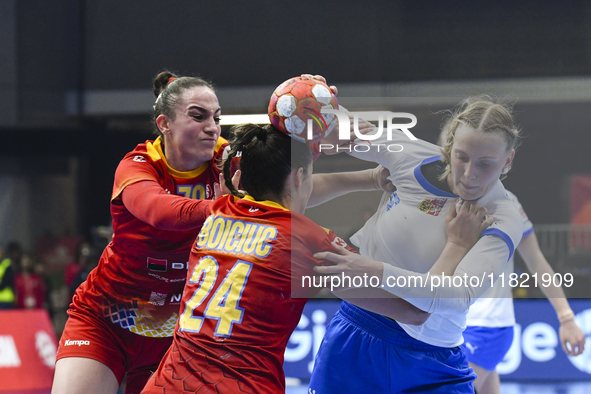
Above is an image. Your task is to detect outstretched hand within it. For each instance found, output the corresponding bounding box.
[313,244,384,280]
[213,170,241,199]
[428,200,494,276]
[301,74,337,96]
[373,165,395,193]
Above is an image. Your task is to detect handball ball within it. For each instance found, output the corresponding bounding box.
[268,76,339,144]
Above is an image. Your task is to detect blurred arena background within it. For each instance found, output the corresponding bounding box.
[2,1,591,392]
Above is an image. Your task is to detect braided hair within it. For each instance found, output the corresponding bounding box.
[223,124,313,202]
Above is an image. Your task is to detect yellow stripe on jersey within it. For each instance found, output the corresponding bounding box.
[241,195,289,211]
[145,138,164,162]
[147,136,228,180]
[213,135,228,153]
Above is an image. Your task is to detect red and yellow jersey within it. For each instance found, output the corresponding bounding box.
[72,136,228,338]
[142,195,348,394]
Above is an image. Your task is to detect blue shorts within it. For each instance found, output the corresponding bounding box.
[460,325,514,371]
[309,301,476,393]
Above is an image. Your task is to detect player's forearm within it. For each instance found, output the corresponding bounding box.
[518,233,571,313]
[530,257,573,317]
[428,242,470,276]
[381,238,510,314]
[122,180,209,231]
[308,168,382,207]
[533,264,569,303]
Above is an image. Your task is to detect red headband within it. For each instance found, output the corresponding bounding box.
[167,77,176,85]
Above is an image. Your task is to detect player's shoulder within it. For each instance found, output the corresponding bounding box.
[213,136,230,157]
[482,182,524,242]
[119,139,162,165]
[291,212,331,241]
[505,189,518,202]
[391,145,444,186]
[491,189,522,226]
[400,139,442,163]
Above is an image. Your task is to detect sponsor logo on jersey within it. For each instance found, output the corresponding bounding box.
[147,257,167,272]
[148,292,167,306]
[147,272,186,283]
[332,236,348,249]
[417,198,446,216]
[132,155,147,162]
[386,190,400,211]
[171,262,187,270]
[465,342,478,354]
[64,339,90,346]
[170,294,182,304]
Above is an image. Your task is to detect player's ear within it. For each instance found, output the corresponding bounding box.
[292,167,304,189]
[504,149,515,168]
[156,114,170,134]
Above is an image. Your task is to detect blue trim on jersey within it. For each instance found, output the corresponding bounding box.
[482,228,515,260]
[414,156,458,198]
[522,227,534,238]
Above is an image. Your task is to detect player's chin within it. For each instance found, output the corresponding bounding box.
[457,190,484,202]
[194,147,216,163]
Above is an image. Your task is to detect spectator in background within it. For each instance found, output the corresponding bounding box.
[0,242,21,309]
[14,252,47,310]
[64,241,93,290]
[68,243,97,300]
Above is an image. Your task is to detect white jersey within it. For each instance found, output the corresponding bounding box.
[348,130,523,347]
[465,191,534,327]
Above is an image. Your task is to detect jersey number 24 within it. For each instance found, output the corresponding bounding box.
[178,255,252,338]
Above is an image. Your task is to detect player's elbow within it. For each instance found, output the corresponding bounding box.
[395,308,430,326]
[406,310,430,326]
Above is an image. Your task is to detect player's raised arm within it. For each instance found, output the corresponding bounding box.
[308,165,393,207]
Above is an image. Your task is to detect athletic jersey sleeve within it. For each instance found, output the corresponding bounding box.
[290,220,352,298]
[112,151,162,201]
[346,120,438,183]
[121,180,211,231]
[381,234,511,314]
[507,190,534,238]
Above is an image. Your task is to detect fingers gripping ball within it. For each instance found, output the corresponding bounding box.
[268,76,339,144]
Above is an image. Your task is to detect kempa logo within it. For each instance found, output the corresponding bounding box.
[64,339,90,346]
[316,109,417,153]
